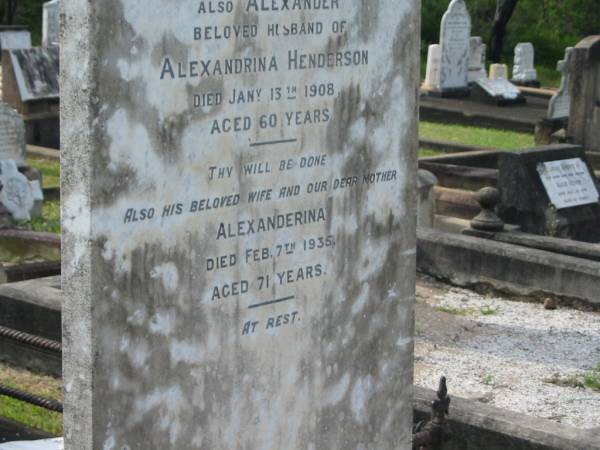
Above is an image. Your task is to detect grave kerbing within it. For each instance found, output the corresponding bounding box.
[61,1,419,449]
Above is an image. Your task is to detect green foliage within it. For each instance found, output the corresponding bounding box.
[422,0,600,67]
[27,157,60,188]
[27,200,60,234]
[584,363,600,391]
[1,0,46,45]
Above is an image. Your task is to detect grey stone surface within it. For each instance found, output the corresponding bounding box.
[0,160,38,221]
[439,0,471,92]
[7,47,59,102]
[42,0,60,48]
[548,47,574,120]
[0,104,26,166]
[512,42,538,84]
[468,37,487,83]
[498,145,600,242]
[568,35,600,153]
[0,30,31,53]
[472,77,524,106]
[61,1,419,449]
[418,170,438,228]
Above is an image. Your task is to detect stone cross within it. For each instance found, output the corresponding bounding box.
[512,42,538,83]
[548,47,575,120]
[439,0,472,93]
[61,1,419,449]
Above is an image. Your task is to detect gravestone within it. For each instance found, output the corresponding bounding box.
[548,47,575,120]
[0,104,26,167]
[423,44,442,90]
[568,36,600,153]
[0,27,31,53]
[0,160,40,222]
[468,37,487,83]
[42,0,60,48]
[436,0,471,96]
[512,43,539,87]
[62,1,419,450]
[499,145,600,242]
[473,63,524,106]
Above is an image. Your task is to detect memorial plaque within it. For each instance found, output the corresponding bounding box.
[537,158,600,209]
[62,1,419,449]
[0,105,26,166]
[548,47,574,120]
[439,0,471,93]
[472,77,524,106]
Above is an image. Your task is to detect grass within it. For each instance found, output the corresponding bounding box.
[26,200,60,234]
[26,158,60,189]
[543,364,600,392]
[420,121,535,151]
[0,362,62,436]
[584,363,600,391]
[436,305,500,317]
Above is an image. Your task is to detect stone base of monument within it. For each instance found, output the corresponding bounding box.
[498,145,600,243]
[534,117,568,145]
[422,85,471,99]
[511,79,541,88]
[471,79,526,106]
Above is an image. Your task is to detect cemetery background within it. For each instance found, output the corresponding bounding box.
[0,0,597,448]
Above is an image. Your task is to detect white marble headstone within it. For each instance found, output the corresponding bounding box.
[0,160,35,221]
[513,43,538,83]
[0,104,26,166]
[0,31,31,52]
[424,44,442,89]
[468,37,487,83]
[439,0,471,91]
[548,47,575,120]
[489,63,509,80]
[43,0,60,48]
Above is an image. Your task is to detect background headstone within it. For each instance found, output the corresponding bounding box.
[0,27,31,53]
[0,160,35,221]
[468,36,487,83]
[424,44,442,89]
[489,63,509,80]
[567,35,600,153]
[548,47,575,120]
[0,104,26,166]
[42,0,60,48]
[499,145,600,242]
[4,47,59,104]
[62,1,419,449]
[512,43,539,87]
[438,0,471,95]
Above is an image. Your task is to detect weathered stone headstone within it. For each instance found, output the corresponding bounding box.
[42,0,60,48]
[62,1,419,449]
[0,160,37,221]
[438,0,471,96]
[499,145,600,242]
[568,35,600,153]
[489,63,509,80]
[473,63,524,106]
[424,44,442,90]
[0,27,31,53]
[0,104,26,166]
[548,47,575,120]
[468,37,487,83]
[512,43,539,87]
[3,47,59,104]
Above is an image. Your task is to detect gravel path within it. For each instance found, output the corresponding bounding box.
[415,279,600,430]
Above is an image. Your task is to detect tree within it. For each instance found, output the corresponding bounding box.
[0,0,19,25]
[489,0,519,62]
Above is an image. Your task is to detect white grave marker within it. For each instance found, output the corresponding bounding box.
[537,158,600,209]
[512,42,538,84]
[468,37,487,83]
[439,0,471,93]
[548,47,575,120]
